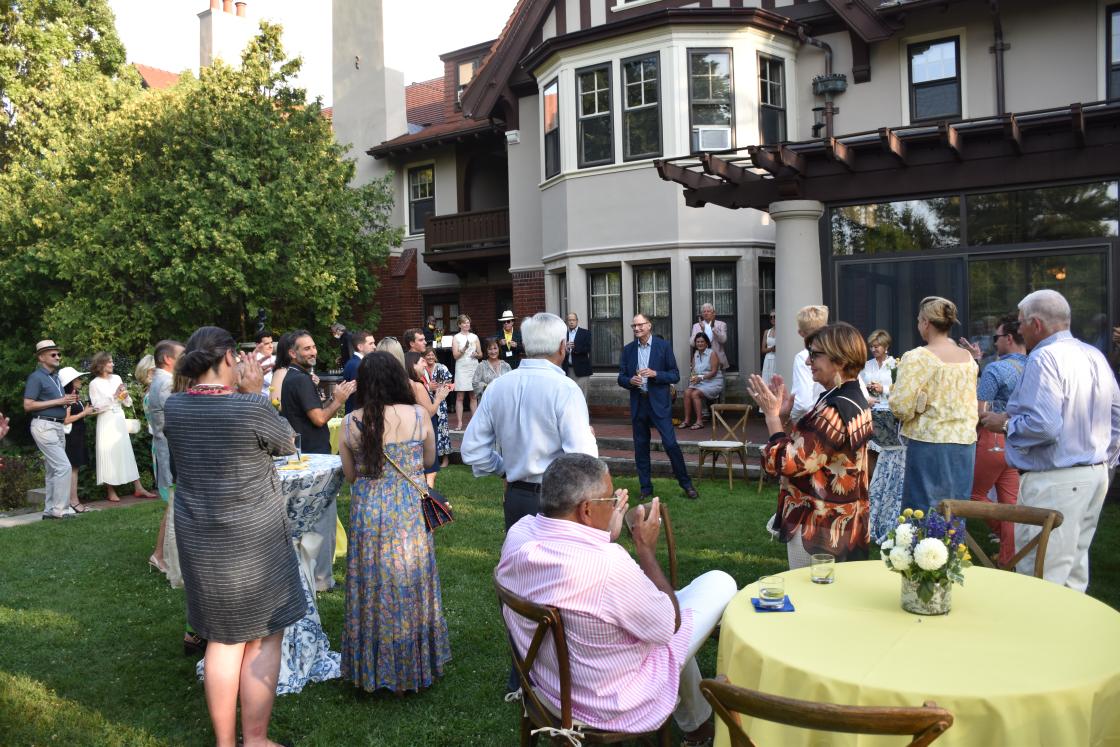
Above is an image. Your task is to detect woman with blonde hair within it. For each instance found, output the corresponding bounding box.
[890,296,978,514]
[89,352,156,501]
[450,314,482,430]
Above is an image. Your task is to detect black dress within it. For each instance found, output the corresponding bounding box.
[64,401,89,468]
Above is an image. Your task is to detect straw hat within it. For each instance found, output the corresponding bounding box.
[35,339,60,354]
[498,310,515,322]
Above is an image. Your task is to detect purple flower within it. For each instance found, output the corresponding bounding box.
[924,510,949,540]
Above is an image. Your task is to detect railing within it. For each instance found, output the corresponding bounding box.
[425,207,510,253]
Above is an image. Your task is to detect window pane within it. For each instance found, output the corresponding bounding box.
[911,39,957,83]
[543,80,559,132]
[580,115,611,164]
[760,106,785,145]
[913,80,960,121]
[591,320,623,367]
[831,197,961,255]
[636,267,671,346]
[1113,10,1120,62]
[626,82,643,109]
[837,258,966,355]
[966,182,1119,245]
[692,263,737,369]
[625,107,660,159]
[545,130,560,178]
[692,103,730,126]
[969,253,1109,354]
[410,198,434,234]
[590,270,622,367]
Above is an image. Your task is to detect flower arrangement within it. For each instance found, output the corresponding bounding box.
[881,508,971,614]
[886,356,899,384]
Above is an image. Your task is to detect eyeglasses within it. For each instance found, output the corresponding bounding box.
[630,322,651,329]
[992,333,1009,340]
[587,493,622,508]
[808,349,829,360]
[46,352,61,358]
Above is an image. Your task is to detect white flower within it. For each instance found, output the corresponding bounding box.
[894,524,914,548]
[888,546,912,571]
[914,538,949,571]
[879,539,894,561]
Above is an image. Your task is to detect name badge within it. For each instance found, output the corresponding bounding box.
[505,350,512,358]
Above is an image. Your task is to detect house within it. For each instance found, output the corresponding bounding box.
[333,0,1118,397]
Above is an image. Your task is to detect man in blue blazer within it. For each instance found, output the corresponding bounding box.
[341,330,374,413]
[562,312,593,397]
[618,314,699,500]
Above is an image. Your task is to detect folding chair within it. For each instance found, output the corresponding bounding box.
[697,404,750,492]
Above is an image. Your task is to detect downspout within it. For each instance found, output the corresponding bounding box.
[800,29,847,139]
[990,1,1008,116]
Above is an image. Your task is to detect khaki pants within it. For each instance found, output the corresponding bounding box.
[566,368,590,398]
[1017,464,1108,592]
[31,419,71,516]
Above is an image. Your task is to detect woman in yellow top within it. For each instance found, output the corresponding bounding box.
[890,296,978,514]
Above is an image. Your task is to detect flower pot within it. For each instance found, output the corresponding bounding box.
[900,575,952,615]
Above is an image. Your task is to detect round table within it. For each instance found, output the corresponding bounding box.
[716,561,1120,746]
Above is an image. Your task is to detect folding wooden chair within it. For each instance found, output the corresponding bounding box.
[700,675,953,747]
[697,404,750,492]
[494,573,673,746]
[937,499,1064,579]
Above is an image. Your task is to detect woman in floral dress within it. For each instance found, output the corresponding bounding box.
[423,346,453,466]
[748,323,873,569]
[339,352,451,694]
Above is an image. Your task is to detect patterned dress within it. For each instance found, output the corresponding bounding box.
[341,408,451,693]
[431,363,452,457]
[760,380,873,562]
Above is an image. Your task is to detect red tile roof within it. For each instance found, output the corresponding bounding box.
[368,117,498,159]
[134,63,180,90]
[322,107,333,120]
[406,77,446,127]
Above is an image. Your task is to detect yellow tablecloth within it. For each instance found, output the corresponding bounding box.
[328,417,343,455]
[717,561,1120,747]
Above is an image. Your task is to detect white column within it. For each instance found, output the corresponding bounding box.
[769,200,825,385]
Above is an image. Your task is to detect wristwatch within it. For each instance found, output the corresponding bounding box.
[1000,416,1009,434]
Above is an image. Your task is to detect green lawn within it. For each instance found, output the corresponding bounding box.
[1,466,1117,746]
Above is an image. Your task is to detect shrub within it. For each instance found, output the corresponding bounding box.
[0,452,41,511]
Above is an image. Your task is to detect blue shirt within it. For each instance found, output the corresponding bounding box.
[1005,331,1120,471]
[23,366,66,419]
[976,353,1027,413]
[636,340,651,392]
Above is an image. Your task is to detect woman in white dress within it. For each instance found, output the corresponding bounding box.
[450,314,482,430]
[760,311,777,384]
[88,352,156,501]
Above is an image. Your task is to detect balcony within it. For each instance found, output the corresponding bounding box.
[423,207,510,275]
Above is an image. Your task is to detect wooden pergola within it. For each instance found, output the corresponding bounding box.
[654,101,1120,211]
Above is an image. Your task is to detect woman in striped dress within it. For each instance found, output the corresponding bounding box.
[164,326,305,747]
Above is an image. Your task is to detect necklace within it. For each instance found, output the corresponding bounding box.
[187,384,234,396]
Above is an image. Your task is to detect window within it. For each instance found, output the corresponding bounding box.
[688,49,733,152]
[635,265,671,343]
[577,64,613,167]
[831,197,961,255]
[758,55,786,145]
[758,256,775,327]
[966,182,1119,245]
[425,297,460,338]
[1110,6,1120,100]
[692,263,737,369]
[408,165,435,235]
[907,37,961,122]
[557,272,568,317]
[588,269,622,368]
[622,52,661,160]
[457,58,480,105]
[543,78,560,179]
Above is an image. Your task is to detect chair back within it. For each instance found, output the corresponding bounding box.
[624,501,678,589]
[710,404,749,443]
[937,499,1064,578]
[493,572,573,730]
[701,676,953,747]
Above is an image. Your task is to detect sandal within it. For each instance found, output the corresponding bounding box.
[677,421,692,429]
[69,502,89,513]
[689,422,704,430]
[183,631,208,657]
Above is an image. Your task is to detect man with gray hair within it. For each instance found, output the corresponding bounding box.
[462,312,598,531]
[496,453,737,743]
[980,289,1120,592]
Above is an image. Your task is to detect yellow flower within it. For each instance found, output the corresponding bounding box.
[903,509,913,518]
[271,398,281,408]
[897,516,906,524]
[948,529,955,535]
[913,509,924,520]
[957,544,966,554]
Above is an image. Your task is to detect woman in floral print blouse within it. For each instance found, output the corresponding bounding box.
[748,323,874,569]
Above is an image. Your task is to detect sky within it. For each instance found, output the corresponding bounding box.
[107,0,518,105]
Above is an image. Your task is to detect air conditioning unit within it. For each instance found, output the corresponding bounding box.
[695,126,732,151]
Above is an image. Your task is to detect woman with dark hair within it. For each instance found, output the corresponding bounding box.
[681,331,723,430]
[339,352,451,694]
[404,351,451,487]
[164,326,305,747]
[423,346,453,470]
[88,351,156,501]
[268,332,296,411]
[748,323,874,569]
[60,368,95,512]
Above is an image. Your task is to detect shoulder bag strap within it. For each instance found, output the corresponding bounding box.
[383,447,429,498]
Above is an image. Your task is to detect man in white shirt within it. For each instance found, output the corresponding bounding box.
[689,303,729,370]
[786,305,829,423]
[254,330,275,395]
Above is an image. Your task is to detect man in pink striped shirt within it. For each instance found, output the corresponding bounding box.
[496,453,737,744]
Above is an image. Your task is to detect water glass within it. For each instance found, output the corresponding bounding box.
[757,575,786,609]
[293,433,302,462]
[810,554,836,584]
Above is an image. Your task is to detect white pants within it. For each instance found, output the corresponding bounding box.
[312,495,338,591]
[1017,464,1108,592]
[31,419,70,516]
[785,531,813,570]
[673,570,739,732]
[566,368,590,398]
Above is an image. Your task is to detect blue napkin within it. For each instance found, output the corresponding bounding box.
[751,595,795,612]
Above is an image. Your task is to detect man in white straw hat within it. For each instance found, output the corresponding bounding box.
[23,340,78,519]
[495,310,523,369]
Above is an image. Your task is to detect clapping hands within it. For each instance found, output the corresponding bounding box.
[747,374,786,418]
[0,412,9,440]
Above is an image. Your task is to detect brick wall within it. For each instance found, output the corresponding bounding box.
[512,270,545,320]
[362,248,422,341]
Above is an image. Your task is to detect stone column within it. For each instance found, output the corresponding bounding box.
[769,200,825,386]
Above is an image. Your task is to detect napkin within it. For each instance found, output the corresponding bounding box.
[751,596,795,612]
[276,463,306,472]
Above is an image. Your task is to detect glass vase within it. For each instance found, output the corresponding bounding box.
[900,575,952,615]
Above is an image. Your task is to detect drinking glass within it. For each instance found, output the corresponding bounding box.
[757,575,786,609]
[810,554,836,584]
[293,433,302,462]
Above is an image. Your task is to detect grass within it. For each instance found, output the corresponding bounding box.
[0,466,1117,746]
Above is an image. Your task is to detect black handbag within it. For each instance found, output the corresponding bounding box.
[383,449,455,532]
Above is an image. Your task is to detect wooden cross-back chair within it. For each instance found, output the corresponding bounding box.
[625,500,678,589]
[937,499,1064,579]
[493,572,673,746]
[697,404,751,492]
[700,675,954,747]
